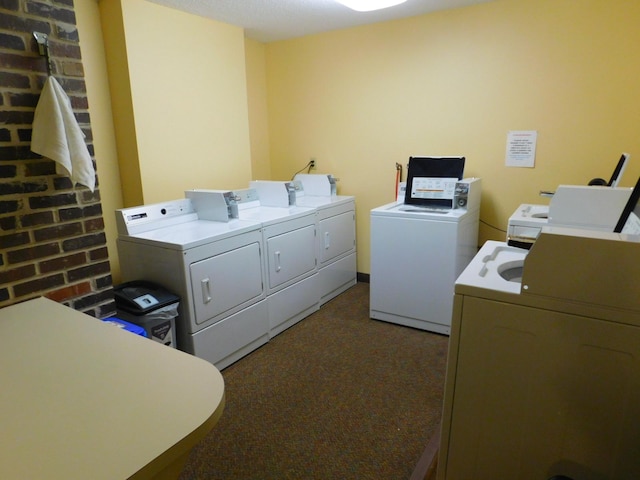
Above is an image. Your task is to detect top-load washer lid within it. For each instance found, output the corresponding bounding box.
[455,240,529,294]
[370,201,469,221]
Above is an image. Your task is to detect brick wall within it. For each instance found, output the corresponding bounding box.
[0,0,115,317]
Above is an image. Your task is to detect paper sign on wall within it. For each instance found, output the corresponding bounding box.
[506,130,537,168]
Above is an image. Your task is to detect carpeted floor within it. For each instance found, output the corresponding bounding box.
[179,282,449,480]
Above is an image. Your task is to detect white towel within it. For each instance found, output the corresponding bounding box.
[31,76,96,192]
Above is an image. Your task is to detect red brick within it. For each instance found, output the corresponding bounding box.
[0,0,109,314]
[45,281,92,303]
[39,252,87,274]
[6,242,60,264]
[0,264,36,284]
[13,273,65,298]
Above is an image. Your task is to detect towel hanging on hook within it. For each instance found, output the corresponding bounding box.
[31,31,96,192]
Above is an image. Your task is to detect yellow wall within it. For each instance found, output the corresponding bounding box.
[75,0,124,281]
[97,0,143,209]
[264,0,640,273]
[245,39,272,181]
[101,0,252,205]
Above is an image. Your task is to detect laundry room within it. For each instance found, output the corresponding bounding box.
[1,0,640,479]
[91,0,640,286]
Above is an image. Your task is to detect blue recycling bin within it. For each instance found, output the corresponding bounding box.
[102,317,147,337]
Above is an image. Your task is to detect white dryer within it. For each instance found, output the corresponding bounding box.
[369,178,481,334]
[438,230,640,479]
[188,185,319,338]
[247,183,319,337]
[293,174,357,306]
[116,195,268,370]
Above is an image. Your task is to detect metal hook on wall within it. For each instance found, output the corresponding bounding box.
[33,32,52,76]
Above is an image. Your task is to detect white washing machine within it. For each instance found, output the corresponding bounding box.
[189,184,319,338]
[438,230,640,479]
[507,185,632,248]
[116,195,268,370]
[293,174,357,306]
[369,178,481,334]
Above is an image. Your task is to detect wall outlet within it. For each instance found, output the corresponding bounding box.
[310,158,316,169]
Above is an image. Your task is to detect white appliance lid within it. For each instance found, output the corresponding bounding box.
[119,218,261,250]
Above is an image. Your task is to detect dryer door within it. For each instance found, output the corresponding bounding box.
[265,224,316,292]
[317,211,355,266]
[190,241,263,326]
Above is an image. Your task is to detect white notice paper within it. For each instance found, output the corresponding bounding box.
[411,177,458,200]
[506,130,537,168]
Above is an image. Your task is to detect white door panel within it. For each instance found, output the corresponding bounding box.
[265,225,316,291]
[318,211,355,265]
[190,242,263,325]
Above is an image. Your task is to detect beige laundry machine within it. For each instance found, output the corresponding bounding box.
[438,228,640,480]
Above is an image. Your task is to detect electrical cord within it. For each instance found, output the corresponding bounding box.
[291,161,314,180]
[480,218,506,233]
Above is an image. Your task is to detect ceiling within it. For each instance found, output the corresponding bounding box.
[146,0,495,43]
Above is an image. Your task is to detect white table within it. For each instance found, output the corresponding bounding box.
[0,297,225,479]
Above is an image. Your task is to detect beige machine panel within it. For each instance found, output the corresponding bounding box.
[522,227,640,313]
[439,229,640,479]
[440,295,640,479]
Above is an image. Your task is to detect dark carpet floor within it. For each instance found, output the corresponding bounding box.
[179,282,449,480]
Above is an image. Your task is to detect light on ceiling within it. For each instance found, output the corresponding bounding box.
[335,0,408,12]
